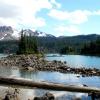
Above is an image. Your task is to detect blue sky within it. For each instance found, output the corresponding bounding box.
[0,0,100,36]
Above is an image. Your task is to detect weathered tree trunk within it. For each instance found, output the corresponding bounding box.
[0,76,100,93]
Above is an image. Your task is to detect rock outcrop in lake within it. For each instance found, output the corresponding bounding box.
[0,54,100,77]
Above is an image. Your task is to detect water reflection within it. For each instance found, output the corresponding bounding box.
[0,67,12,76]
[19,70,39,80]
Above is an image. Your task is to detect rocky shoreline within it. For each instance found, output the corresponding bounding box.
[0,54,100,77]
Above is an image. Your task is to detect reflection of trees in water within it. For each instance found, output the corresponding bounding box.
[19,70,38,80]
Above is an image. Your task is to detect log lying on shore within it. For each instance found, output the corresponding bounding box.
[0,76,100,93]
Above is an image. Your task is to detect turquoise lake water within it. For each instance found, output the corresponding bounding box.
[46,54,100,69]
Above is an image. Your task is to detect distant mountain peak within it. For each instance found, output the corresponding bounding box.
[0,26,14,40]
[19,29,55,37]
[0,26,55,40]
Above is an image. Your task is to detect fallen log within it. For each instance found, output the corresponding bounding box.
[0,76,100,93]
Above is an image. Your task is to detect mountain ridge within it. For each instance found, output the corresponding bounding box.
[0,26,100,41]
[0,26,56,40]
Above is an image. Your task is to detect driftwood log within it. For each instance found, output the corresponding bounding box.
[0,76,100,93]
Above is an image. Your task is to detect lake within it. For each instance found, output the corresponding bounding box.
[0,54,100,100]
[46,54,100,69]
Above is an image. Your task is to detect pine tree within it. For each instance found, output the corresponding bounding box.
[17,30,38,54]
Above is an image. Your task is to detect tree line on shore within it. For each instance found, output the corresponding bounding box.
[0,33,100,56]
[81,39,100,56]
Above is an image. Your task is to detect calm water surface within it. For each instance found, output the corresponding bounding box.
[46,54,100,69]
[0,54,100,100]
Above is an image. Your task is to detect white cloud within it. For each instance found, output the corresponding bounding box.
[69,10,91,24]
[55,25,80,36]
[49,9,100,36]
[0,0,60,29]
[93,10,100,15]
[0,18,19,27]
[0,2,19,18]
[48,9,69,20]
[48,9,100,24]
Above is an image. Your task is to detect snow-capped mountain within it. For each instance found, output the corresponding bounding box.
[20,29,55,37]
[0,26,20,40]
[0,26,13,40]
[0,26,55,41]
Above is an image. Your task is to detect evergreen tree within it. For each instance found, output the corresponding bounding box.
[81,39,100,55]
[17,30,38,54]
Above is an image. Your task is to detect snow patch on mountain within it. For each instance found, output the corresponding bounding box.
[12,29,20,39]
